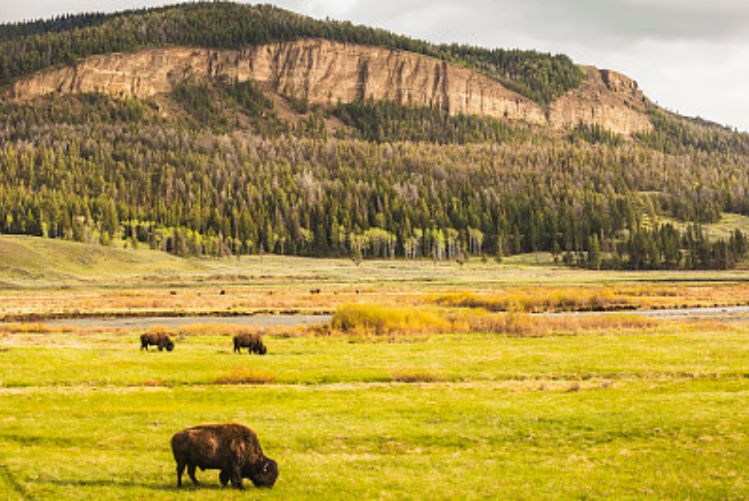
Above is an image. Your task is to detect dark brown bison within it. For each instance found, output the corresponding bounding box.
[171,423,278,489]
[233,333,267,355]
[140,332,175,352]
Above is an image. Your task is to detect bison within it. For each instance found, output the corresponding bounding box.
[140,332,175,352]
[171,423,278,489]
[233,333,267,355]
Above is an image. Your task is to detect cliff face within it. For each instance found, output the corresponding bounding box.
[6,39,652,135]
[550,67,652,136]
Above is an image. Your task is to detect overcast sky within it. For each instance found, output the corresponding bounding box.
[1,0,747,131]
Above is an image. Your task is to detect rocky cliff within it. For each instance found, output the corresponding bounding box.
[5,39,653,135]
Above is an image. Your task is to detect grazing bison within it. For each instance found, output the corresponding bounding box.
[140,332,175,352]
[233,333,267,355]
[171,423,278,489]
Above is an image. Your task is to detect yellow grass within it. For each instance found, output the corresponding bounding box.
[390,370,448,383]
[0,323,79,334]
[144,325,176,337]
[214,366,277,385]
[432,289,634,313]
[329,304,657,338]
[331,304,451,335]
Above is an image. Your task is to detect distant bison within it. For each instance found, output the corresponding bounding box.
[171,423,278,489]
[140,332,175,352]
[233,333,267,355]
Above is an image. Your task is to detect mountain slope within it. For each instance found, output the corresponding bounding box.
[0,2,748,270]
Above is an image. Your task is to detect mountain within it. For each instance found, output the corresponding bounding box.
[0,2,748,270]
[0,3,648,135]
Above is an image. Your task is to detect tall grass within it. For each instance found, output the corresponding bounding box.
[458,311,657,337]
[331,304,451,335]
[329,304,656,338]
[0,323,80,334]
[432,289,634,313]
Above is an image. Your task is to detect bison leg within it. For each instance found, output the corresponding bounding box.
[188,464,199,485]
[219,469,230,488]
[176,461,186,487]
[230,464,245,490]
[158,345,164,352]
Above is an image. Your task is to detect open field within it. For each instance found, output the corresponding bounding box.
[0,320,748,499]
[1,235,749,499]
[3,236,749,322]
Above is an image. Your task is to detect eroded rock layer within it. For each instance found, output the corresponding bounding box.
[6,39,653,134]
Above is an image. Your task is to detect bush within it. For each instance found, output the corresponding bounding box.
[331,304,450,335]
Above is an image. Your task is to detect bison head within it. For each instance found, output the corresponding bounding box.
[247,457,278,488]
[250,341,267,355]
[165,341,175,352]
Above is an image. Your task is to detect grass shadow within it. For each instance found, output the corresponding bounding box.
[0,464,27,498]
[46,479,224,491]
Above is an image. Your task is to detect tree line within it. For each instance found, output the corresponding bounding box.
[1,88,749,269]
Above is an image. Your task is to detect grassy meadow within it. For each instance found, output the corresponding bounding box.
[1,236,749,499]
[1,321,749,499]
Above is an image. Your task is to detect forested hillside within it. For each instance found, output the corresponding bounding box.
[1,3,749,270]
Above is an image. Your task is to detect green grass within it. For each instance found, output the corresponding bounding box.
[0,235,201,287]
[658,212,749,241]
[1,323,748,499]
[3,235,749,291]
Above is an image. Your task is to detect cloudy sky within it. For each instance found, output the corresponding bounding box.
[1,0,747,131]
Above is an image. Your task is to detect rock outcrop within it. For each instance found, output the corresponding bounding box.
[549,67,652,136]
[5,39,653,135]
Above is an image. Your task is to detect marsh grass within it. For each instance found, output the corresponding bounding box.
[0,323,80,334]
[328,304,657,338]
[464,311,657,337]
[432,289,634,313]
[331,304,451,335]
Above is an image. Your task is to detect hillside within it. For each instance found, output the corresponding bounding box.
[0,235,204,287]
[1,2,749,270]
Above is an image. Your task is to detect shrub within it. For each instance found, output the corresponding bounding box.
[331,304,450,335]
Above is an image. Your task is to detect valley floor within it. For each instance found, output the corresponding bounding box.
[0,236,748,499]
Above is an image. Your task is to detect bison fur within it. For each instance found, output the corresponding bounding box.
[233,332,267,355]
[140,332,175,352]
[171,423,278,489]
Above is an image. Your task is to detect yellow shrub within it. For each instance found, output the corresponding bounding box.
[331,304,450,335]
